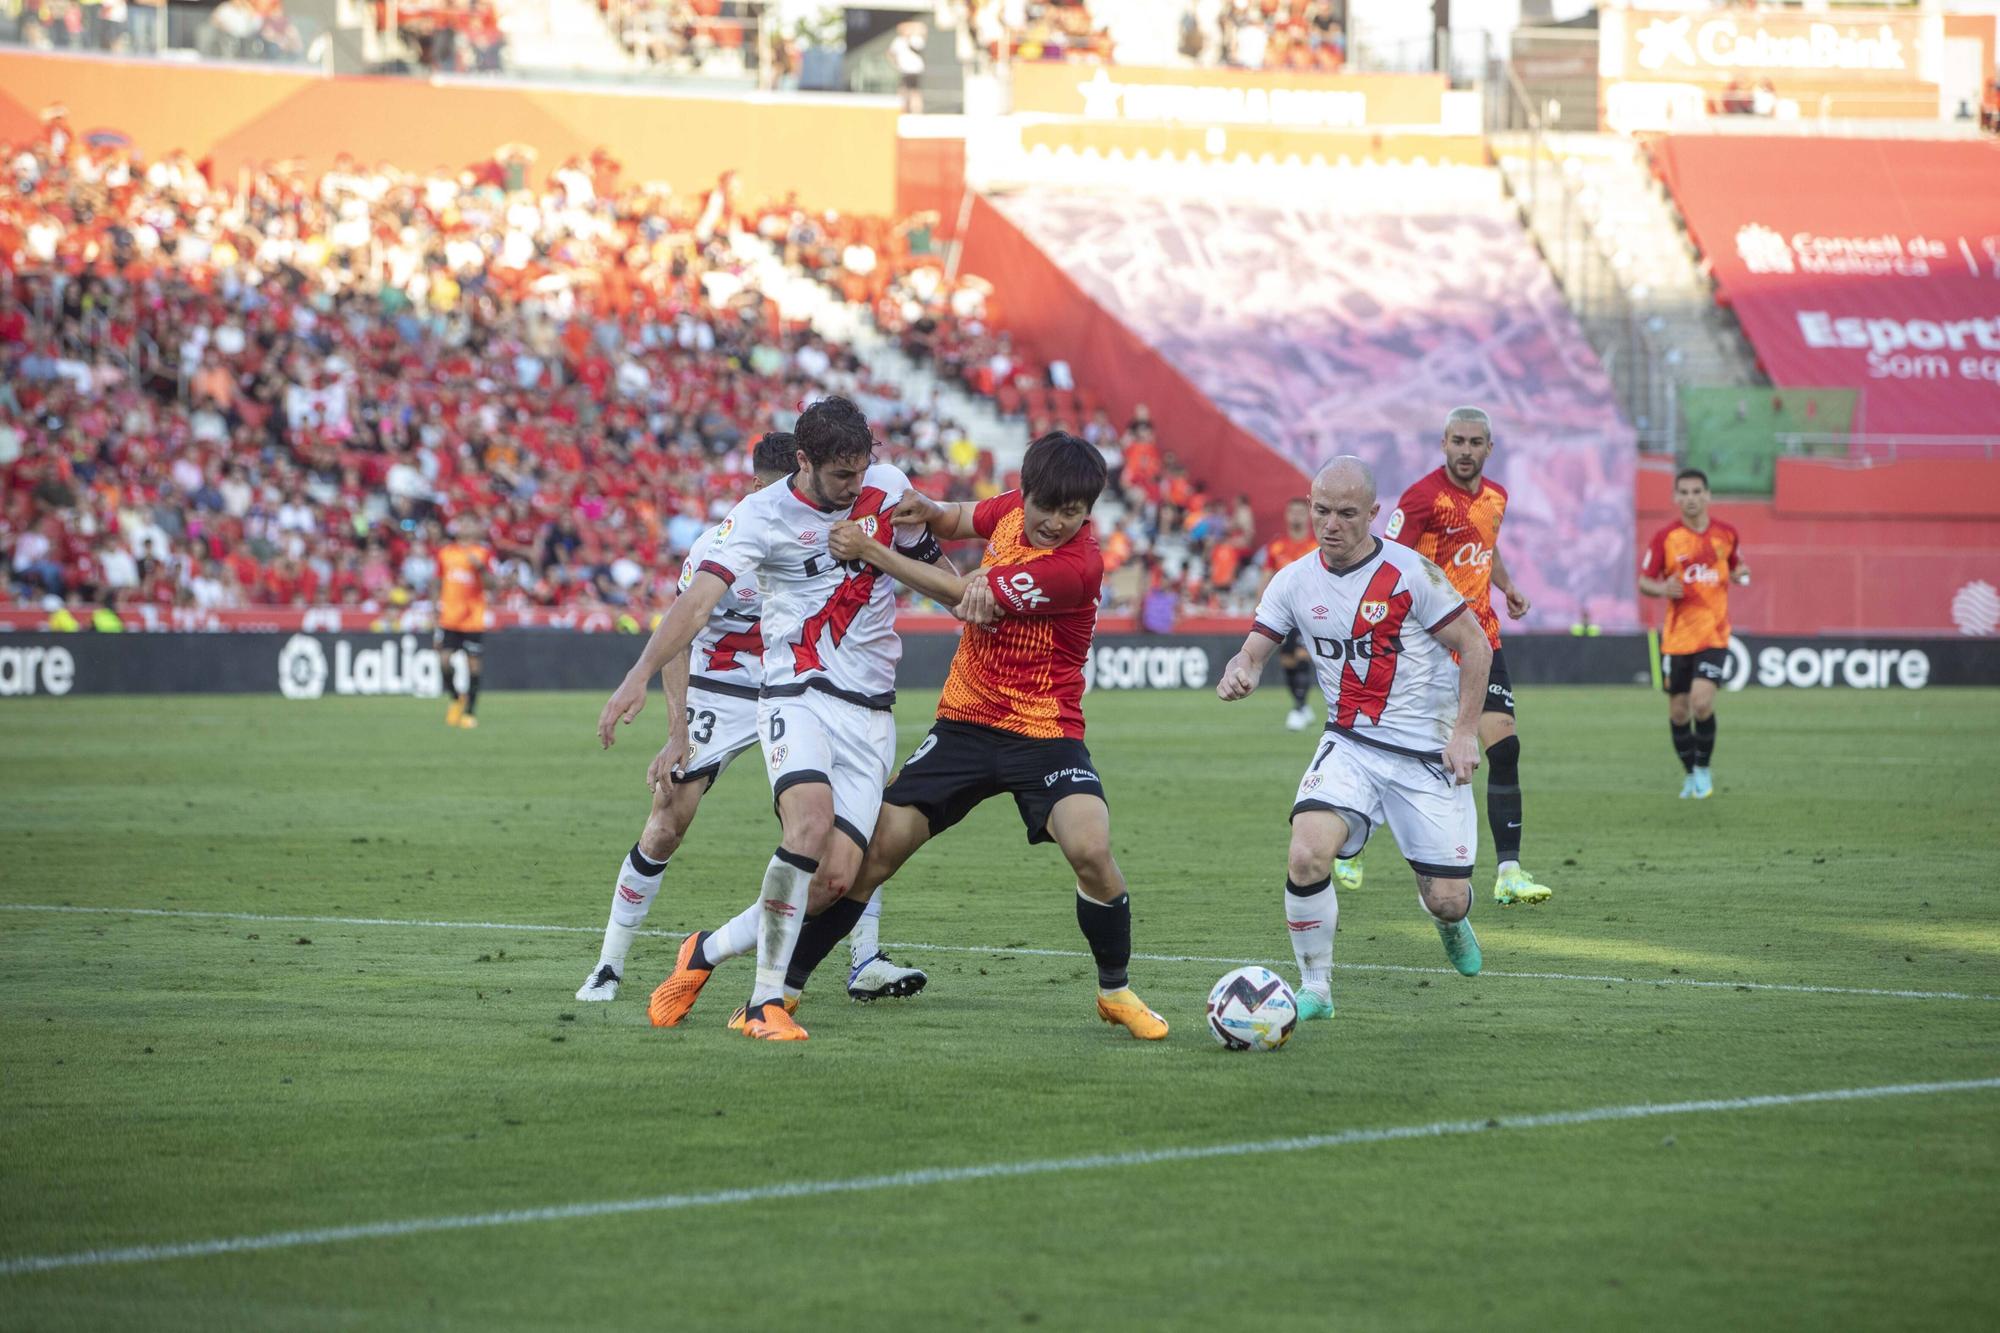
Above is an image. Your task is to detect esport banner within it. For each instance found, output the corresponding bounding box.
[1651,137,2000,437]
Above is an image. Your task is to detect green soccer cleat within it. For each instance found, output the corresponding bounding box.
[1691,767,1714,799]
[1436,917,1482,976]
[1493,865,1552,907]
[1296,989,1336,1021]
[1333,856,1364,892]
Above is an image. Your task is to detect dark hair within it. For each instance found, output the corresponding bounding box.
[751,431,797,476]
[1020,430,1107,512]
[1674,467,1710,488]
[793,396,874,468]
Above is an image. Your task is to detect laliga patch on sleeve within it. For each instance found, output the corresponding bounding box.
[1385,508,1405,538]
[714,516,735,544]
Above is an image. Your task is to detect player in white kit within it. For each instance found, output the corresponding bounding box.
[598,396,944,1040]
[1217,457,1494,1023]
[582,435,926,1006]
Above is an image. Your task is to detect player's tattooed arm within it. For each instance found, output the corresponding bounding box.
[892,490,977,541]
[1491,547,1530,620]
[1216,632,1278,701]
[1432,612,1490,783]
[830,520,983,611]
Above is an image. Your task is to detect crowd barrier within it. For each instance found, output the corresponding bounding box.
[2,633,1994,700]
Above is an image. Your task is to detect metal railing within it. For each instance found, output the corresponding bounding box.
[1488,61,1674,450]
[1777,432,2000,463]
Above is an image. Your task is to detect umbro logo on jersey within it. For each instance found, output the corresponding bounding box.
[1311,605,1329,619]
[798,530,821,545]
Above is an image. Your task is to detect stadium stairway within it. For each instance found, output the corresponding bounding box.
[728,235,1022,472]
[1500,134,1759,392]
[496,0,639,76]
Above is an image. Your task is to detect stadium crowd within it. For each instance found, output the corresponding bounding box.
[0,113,1281,626]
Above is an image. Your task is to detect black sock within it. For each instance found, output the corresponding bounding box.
[783,895,869,991]
[1672,720,1697,772]
[1285,662,1311,708]
[465,674,481,716]
[1692,714,1716,767]
[1485,735,1522,863]
[1075,891,1131,991]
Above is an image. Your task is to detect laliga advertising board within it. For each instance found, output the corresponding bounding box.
[1650,137,2000,436]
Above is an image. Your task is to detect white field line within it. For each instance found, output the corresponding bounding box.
[3,1077,1996,1277]
[2,903,1993,1003]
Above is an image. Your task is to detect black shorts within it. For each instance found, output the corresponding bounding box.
[899,72,922,91]
[1665,648,1729,695]
[883,719,1105,845]
[434,629,483,656]
[1484,646,1515,715]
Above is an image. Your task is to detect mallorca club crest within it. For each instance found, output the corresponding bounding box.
[1357,600,1390,626]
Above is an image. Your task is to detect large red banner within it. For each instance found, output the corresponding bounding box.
[1651,137,2000,437]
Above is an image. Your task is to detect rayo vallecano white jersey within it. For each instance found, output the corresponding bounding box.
[697,463,932,709]
[1252,537,1471,758]
[679,521,764,696]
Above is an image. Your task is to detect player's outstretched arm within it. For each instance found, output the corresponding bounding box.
[597,571,726,749]
[829,520,980,609]
[892,490,978,541]
[1433,613,1493,783]
[647,650,693,791]
[1217,632,1277,701]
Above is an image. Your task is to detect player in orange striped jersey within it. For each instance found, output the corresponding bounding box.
[772,431,1169,1040]
[1386,407,1550,906]
[1639,467,1749,800]
[1258,497,1322,733]
[433,513,496,729]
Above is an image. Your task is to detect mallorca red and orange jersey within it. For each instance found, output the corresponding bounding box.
[1261,534,1318,576]
[1387,468,1508,649]
[1641,520,1742,655]
[937,492,1102,740]
[435,542,491,633]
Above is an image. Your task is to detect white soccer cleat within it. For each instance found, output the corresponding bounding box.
[846,953,929,1002]
[1285,706,1313,732]
[576,963,621,1002]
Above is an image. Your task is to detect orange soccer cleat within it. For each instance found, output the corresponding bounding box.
[1096,988,1170,1041]
[729,998,807,1041]
[445,699,465,727]
[647,932,714,1028]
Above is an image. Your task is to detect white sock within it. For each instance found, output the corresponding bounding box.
[849,892,883,967]
[1498,859,1520,875]
[701,900,763,968]
[751,849,815,1006]
[451,651,470,697]
[1286,878,1337,999]
[598,844,667,973]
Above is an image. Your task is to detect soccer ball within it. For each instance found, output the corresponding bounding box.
[1205,966,1299,1051]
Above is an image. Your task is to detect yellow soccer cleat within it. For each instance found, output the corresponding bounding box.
[733,1000,808,1041]
[725,995,800,1031]
[1096,988,1169,1041]
[648,932,714,1028]
[445,699,465,727]
[456,714,479,730]
[1493,865,1552,906]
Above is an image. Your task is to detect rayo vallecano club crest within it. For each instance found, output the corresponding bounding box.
[858,515,879,539]
[1358,600,1389,625]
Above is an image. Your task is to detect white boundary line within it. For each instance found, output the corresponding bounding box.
[2,902,1993,1003]
[3,1077,1995,1277]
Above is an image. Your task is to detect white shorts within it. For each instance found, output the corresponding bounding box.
[674,684,760,787]
[1291,732,1478,879]
[757,689,897,850]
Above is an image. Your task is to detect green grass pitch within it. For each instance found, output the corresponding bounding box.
[2,686,1997,1330]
